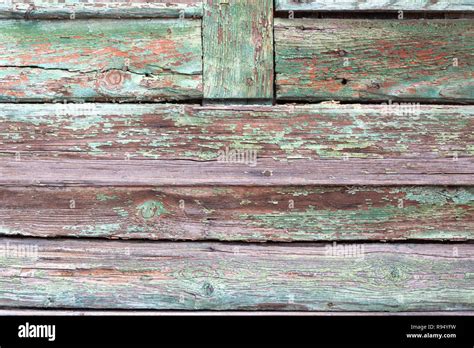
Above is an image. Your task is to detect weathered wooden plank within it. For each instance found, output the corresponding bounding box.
[0,0,203,19]
[0,104,471,185]
[1,309,471,316]
[276,0,474,11]
[0,103,472,185]
[0,157,472,186]
[0,186,472,241]
[203,0,273,101]
[275,19,474,102]
[0,19,202,102]
[0,104,472,161]
[0,238,472,310]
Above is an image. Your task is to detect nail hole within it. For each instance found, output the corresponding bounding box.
[262,170,273,177]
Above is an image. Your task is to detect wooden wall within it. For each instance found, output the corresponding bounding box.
[0,0,472,313]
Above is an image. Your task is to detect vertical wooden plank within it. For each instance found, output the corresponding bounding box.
[203,0,274,102]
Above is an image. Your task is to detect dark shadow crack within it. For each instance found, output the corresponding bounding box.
[0,65,201,77]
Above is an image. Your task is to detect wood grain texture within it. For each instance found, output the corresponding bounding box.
[0,103,472,186]
[275,19,474,102]
[0,186,472,241]
[0,238,472,311]
[0,0,203,19]
[1,310,471,316]
[276,0,474,11]
[203,0,273,100]
[0,104,472,161]
[0,157,472,186]
[0,19,202,102]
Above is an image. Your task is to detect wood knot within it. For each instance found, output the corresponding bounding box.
[96,70,128,91]
[370,81,381,89]
[202,282,214,296]
[389,267,401,280]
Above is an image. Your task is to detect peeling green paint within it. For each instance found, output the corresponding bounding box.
[96,193,118,201]
[113,207,129,218]
[136,200,169,220]
[63,223,121,237]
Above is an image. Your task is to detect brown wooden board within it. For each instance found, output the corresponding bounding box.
[0,186,472,241]
[275,19,474,102]
[1,157,472,186]
[0,103,472,186]
[0,238,472,311]
[276,0,474,11]
[0,104,471,161]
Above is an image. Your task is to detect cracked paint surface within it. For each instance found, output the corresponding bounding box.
[275,19,474,102]
[276,0,473,11]
[0,104,471,161]
[0,0,203,19]
[0,186,471,241]
[0,19,202,101]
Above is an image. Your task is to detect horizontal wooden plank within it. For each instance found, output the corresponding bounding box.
[203,0,274,100]
[0,0,203,18]
[0,20,202,102]
[0,103,472,185]
[1,158,473,186]
[276,0,474,11]
[0,238,472,310]
[275,19,474,102]
[0,309,471,316]
[0,104,472,161]
[0,186,472,241]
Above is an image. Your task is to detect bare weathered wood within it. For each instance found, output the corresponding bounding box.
[275,19,474,102]
[0,0,203,18]
[0,4,470,317]
[0,186,472,241]
[276,0,474,11]
[0,104,471,161]
[0,238,472,311]
[0,157,472,186]
[203,0,273,101]
[0,20,202,102]
[1,309,471,316]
